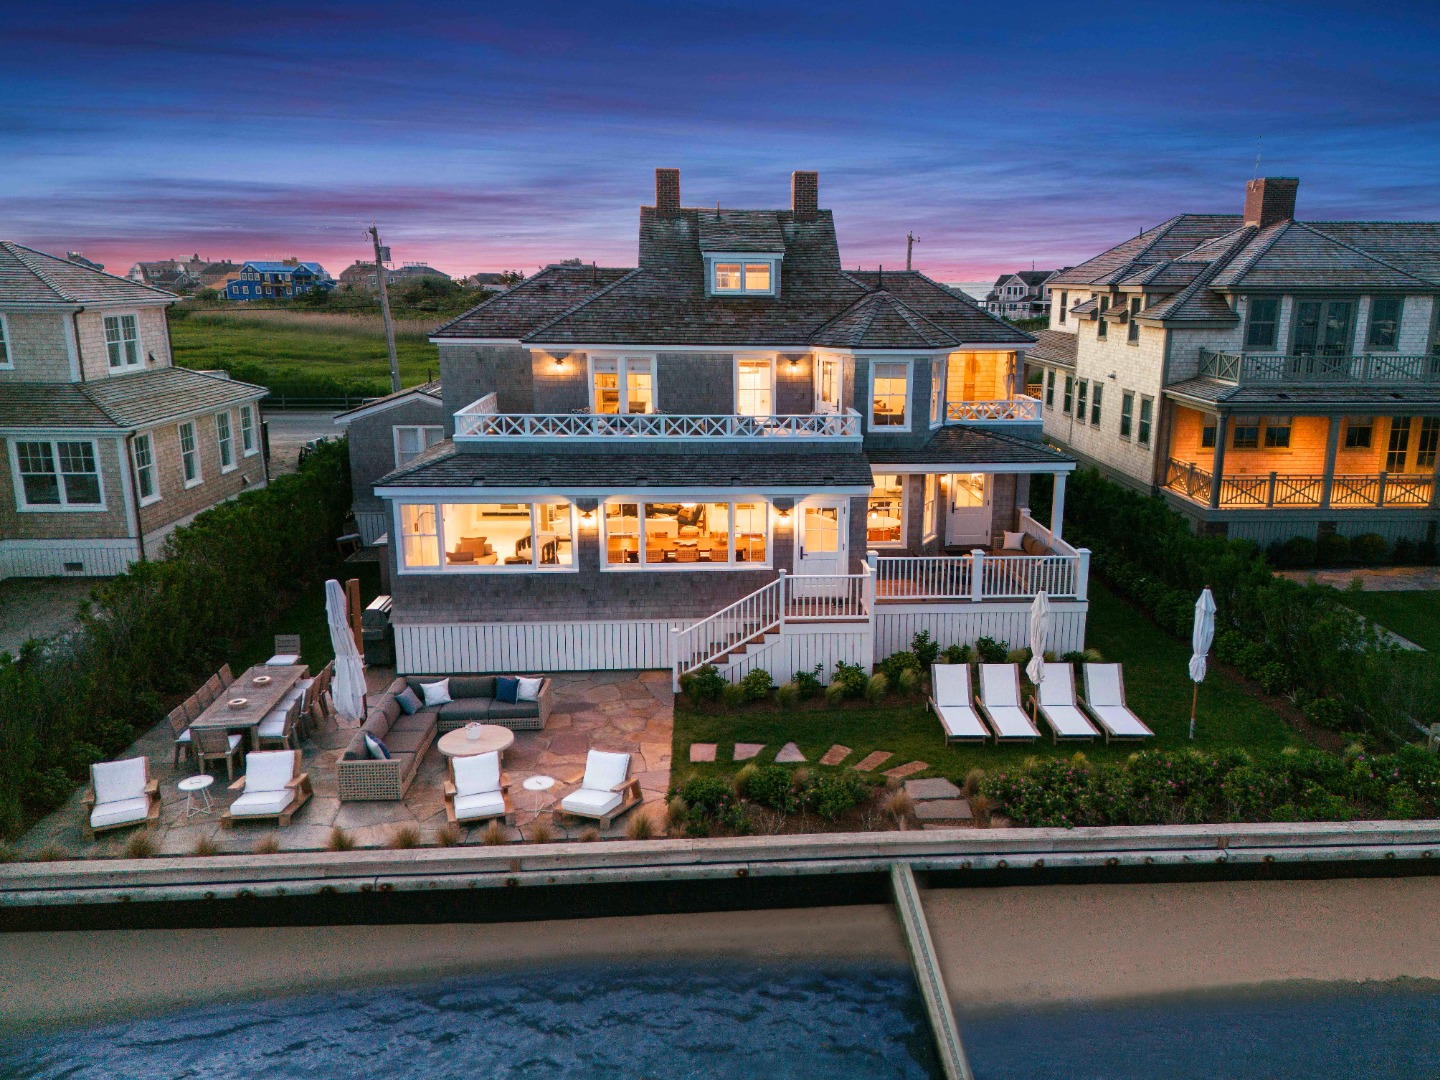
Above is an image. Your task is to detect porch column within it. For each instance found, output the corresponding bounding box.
[1208,414,1229,509]
[1320,415,1341,510]
[1051,471,1067,541]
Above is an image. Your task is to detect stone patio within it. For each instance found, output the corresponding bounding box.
[16,669,673,858]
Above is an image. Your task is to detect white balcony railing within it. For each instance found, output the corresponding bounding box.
[455,405,862,441]
[944,398,1041,424]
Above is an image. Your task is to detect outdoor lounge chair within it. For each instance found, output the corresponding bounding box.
[928,664,988,742]
[444,751,511,825]
[1081,664,1155,743]
[166,705,193,766]
[976,664,1040,742]
[82,757,160,838]
[266,634,302,666]
[224,749,312,826]
[559,749,642,827]
[193,726,244,780]
[1031,663,1099,743]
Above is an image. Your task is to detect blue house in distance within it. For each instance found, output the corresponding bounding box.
[224,259,334,301]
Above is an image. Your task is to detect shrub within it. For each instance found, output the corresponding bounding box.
[578,827,601,842]
[745,765,802,814]
[883,789,914,821]
[865,672,889,702]
[911,630,939,670]
[677,775,735,822]
[962,767,986,799]
[481,821,508,845]
[1316,532,1350,567]
[665,795,688,830]
[1303,697,1349,730]
[682,664,726,704]
[1270,536,1317,569]
[721,682,747,709]
[528,819,555,844]
[191,837,219,857]
[896,667,921,697]
[973,637,1009,664]
[939,644,971,665]
[739,667,773,702]
[878,650,921,686]
[776,681,800,709]
[389,825,421,849]
[831,661,870,699]
[1351,533,1388,566]
[794,665,825,700]
[123,831,157,859]
[626,812,655,840]
[732,763,759,798]
[434,823,463,847]
[327,828,355,852]
[253,836,280,855]
[824,680,847,705]
[807,771,870,821]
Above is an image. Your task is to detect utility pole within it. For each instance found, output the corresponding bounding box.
[906,231,919,271]
[368,224,400,393]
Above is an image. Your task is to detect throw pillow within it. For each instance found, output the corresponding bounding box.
[1002,530,1024,550]
[364,733,391,760]
[517,676,543,702]
[420,678,452,707]
[395,687,422,715]
[496,676,520,704]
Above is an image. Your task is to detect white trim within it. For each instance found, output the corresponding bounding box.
[216,410,236,473]
[733,353,776,417]
[600,497,773,571]
[866,461,1076,475]
[115,436,139,539]
[0,312,11,370]
[392,424,445,469]
[922,472,939,542]
[8,436,108,512]
[705,253,781,297]
[102,311,143,370]
[929,355,944,429]
[868,358,913,433]
[178,420,202,488]
[239,404,259,456]
[62,310,82,382]
[454,341,1033,354]
[378,483,873,500]
[392,499,579,575]
[131,431,161,507]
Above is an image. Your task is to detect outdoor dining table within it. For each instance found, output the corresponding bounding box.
[188,664,306,751]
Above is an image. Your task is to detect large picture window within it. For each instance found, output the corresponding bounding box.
[14,439,103,509]
[867,473,905,546]
[398,500,575,571]
[603,499,769,567]
[871,362,909,429]
[104,314,141,368]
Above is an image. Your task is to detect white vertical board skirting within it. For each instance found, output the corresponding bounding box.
[396,619,683,674]
[716,621,874,684]
[874,602,1088,658]
[0,539,137,581]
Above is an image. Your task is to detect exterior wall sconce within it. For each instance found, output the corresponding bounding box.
[777,506,791,520]
[552,354,566,369]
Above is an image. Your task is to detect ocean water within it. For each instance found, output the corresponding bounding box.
[960,982,1440,1079]
[0,962,938,1080]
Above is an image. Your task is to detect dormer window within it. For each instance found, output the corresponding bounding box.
[706,254,779,296]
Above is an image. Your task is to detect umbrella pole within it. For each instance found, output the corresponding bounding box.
[1189,683,1198,741]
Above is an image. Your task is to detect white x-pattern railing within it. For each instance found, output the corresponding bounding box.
[944,398,1041,424]
[455,408,862,440]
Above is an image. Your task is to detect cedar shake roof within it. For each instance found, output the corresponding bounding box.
[375,441,875,490]
[0,368,266,430]
[1165,378,1440,411]
[1050,215,1244,287]
[1027,329,1077,367]
[333,379,443,422]
[1207,221,1431,290]
[433,200,1028,349]
[0,242,177,305]
[866,427,1072,468]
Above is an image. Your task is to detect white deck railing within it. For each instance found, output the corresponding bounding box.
[944,398,1041,424]
[456,408,862,440]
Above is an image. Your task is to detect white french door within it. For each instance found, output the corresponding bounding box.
[814,356,842,414]
[945,472,993,547]
[793,498,849,595]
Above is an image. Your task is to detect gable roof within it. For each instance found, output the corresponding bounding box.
[0,367,266,431]
[432,263,635,339]
[1050,215,1245,288]
[0,242,177,305]
[241,261,328,277]
[1027,329,1077,367]
[333,379,444,424]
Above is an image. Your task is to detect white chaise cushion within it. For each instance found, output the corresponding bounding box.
[979,665,1021,708]
[266,653,301,666]
[92,757,147,805]
[90,796,151,830]
[453,751,500,798]
[1089,704,1153,738]
[257,709,289,738]
[1037,665,1076,707]
[984,705,1038,739]
[1085,664,1125,707]
[935,704,987,740]
[561,787,623,818]
[453,791,507,821]
[582,750,630,792]
[231,788,295,817]
[244,751,295,793]
[931,665,971,708]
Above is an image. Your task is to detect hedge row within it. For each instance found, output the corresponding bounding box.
[1064,468,1440,743]
[0,441,353,840]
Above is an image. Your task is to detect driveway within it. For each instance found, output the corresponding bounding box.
[0,578,95,656]
[263,409,345,476]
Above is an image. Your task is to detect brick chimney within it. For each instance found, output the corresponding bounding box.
[1244,177,1299,229]
[655,168,680,215]
[792,171,819,221]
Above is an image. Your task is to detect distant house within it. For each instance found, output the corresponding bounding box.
[338,261,454,292]
[0,242,269,579]
[461,271,522,290]
[338,261,376,291]
[65,253,105,272]
[197,261,240,290]
[126,254,218,293]
[388,263,451,285]
[985,269,1067,320]
[224,259,334,301]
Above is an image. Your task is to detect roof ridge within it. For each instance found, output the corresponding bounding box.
[1146,230,1255,319]
[521,267,645,342]
[1290,221,1433,285]
[5,241,73,301]
[882,292,959,347]
[7,241,175,300]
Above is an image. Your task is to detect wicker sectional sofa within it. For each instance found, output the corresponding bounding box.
[338,674,553,801]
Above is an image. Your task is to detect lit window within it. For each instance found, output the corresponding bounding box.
[400,504,439,567]
[15,439,102,508]
[744,263,771,291]
[104,314,140,368]
[871,362,909,428]
[929,357,944,426]
[592,358,655,415]
[714,263,741,291]
[603,499,767,567]
[395,425,444,467]
[923,474,939,540]
[867,474,905,545]
[179,421,200,486]
[216,411,233,471]
[736,359,774,417]
[711,259,777,295]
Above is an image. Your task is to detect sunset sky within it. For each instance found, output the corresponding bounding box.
[5,1,1440,283]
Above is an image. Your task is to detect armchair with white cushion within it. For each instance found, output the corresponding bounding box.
[558,749,642,828]
[82,757,161,838]
[443,750,511,825]
[223,749,312,826]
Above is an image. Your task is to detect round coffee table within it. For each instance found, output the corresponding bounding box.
[436,725,516,759]
[522,774,556,813]
[178,773,214,819]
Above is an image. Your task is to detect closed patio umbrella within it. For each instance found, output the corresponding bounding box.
[326,578,366,723]
[1026,591,1050,685]
[1188,588,1216,741]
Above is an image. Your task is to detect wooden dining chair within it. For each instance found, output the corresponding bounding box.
[201,674,223,706]
[166,706,194,766]
[182,694,204,721]
[193,726,244,780]
[218,663,235,688]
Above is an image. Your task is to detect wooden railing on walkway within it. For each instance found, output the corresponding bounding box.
[1166,458,1436,509]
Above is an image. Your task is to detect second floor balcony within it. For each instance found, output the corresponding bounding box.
[1198,348,1440,386]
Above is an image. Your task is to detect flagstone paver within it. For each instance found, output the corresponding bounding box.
[905,777,962,800]
[854,751,895,772]
[883,760,930,780]
[774,742,806,763]
[733,743,765,761]
[689,743,717,763]
[914,798,973,821]
[819,745,852,766]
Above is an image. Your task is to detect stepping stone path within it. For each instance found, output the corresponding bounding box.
[905,777,961,800]
[905,775,971,825]
[854,751,894,772]
[689,743,717,763]
[819,745,852,766]
[915,799,973,821]
[883,761,929,780]
[775,742,807,763]
[733,743,765,762]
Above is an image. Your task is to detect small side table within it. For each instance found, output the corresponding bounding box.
[178,773,215,819]
[522,774,556,814]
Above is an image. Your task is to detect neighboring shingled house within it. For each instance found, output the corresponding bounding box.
[0,242,269,579]
[1028,177,1440,547]
[984,269,1066,320]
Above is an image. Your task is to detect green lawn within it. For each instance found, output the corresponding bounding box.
[227,563,383,675]
[1337,590,1440,652]
[672,581,1302,786]
[172,316,439,396]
